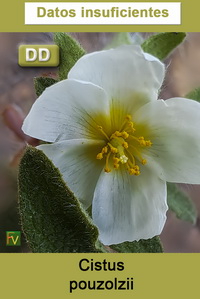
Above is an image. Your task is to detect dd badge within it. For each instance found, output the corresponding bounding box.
[18,44,59,67]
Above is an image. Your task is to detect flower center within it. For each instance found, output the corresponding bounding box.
[96,115,152,175]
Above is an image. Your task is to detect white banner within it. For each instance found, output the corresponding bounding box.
[25,2,181,25]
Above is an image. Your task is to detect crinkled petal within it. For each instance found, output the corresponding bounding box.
[92,166,167,245]
[134,98,200,184]
[22,79,110,142]
[38,139,105,208]
[69,45,165,112]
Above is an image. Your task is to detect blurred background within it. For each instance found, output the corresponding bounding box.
[1,32,200,252]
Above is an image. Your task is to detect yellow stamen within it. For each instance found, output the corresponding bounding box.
[129,144,147,165]
[145,140,153,147]
[119,114,133,131]
[127,164,140,176]
[102,146,108,153]
[141,159,147,165]
[108,143,118,154]
[126,148,136,165]
[135,170,141,176]
[129,135,152,147]
[115,131,122,137]
[128,121,135,131]
[122,141,128,149]
[113,157,120,163]
[95,116,152,176]
[96,153,103,160]
[97,125,110,140]
[105,152,111,173]
[129,168,136,175]
[121,131,129,139]
[113,156,120,170]
[114,163,120,169]
[126,114,132,120]
[105,168,111,173]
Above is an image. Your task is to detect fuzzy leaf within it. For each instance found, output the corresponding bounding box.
[167,183,197,224]
[104,32,132,49]
[34,77,58,97]
[18,146,99,253]
[142,32,186,60]
[110,236,163,253]
[186,88,200,102]
[54,33,85,80]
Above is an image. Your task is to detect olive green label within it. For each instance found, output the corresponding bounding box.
[18,44,59,67]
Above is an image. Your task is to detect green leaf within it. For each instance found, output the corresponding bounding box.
[186,88,200,102]
[110,236,163,253]
[54,33,85,80]
[104,32,132,49]
[18,146,99,253]
[34,77,58,97]
[167,183,197,224]
[142,32,186,60]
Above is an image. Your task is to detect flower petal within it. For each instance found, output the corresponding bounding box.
[22,79,110,142]
[92,166,167,245]
[134,98,200,184]
[69,45,165,112]
[38,139,105,208]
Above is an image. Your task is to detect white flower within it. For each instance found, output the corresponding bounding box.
[22,45,200,245]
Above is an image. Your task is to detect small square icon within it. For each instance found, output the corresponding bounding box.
[6,231,21,246]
